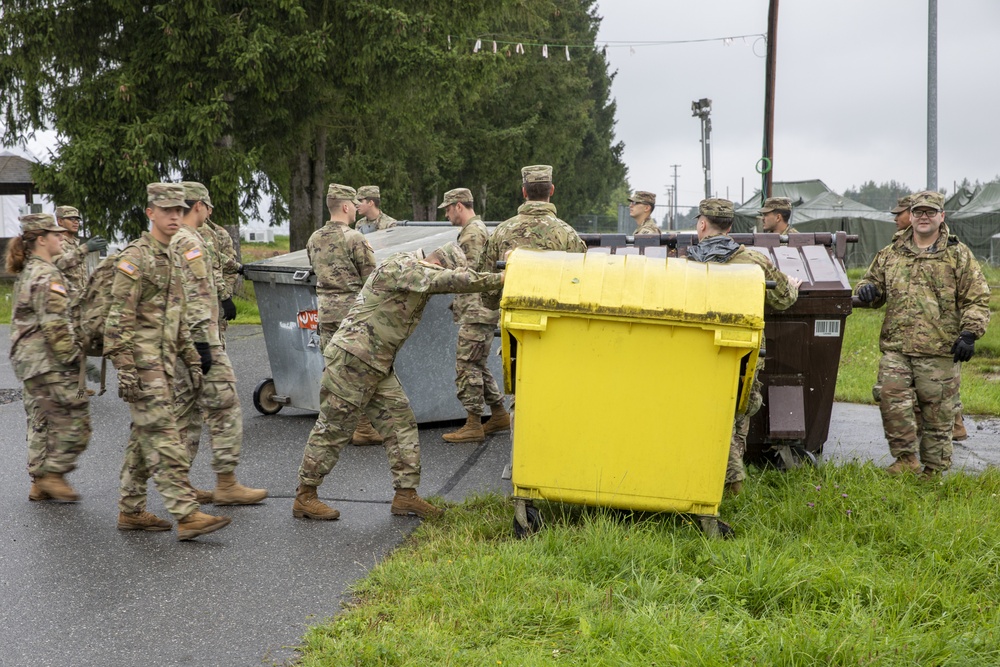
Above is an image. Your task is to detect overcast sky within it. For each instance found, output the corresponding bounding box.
[595,0,1000,213]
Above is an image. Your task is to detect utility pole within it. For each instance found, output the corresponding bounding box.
[670,164,681,229]
[692,99,712,199]
[927,0,938,190]
[762,0,779,200]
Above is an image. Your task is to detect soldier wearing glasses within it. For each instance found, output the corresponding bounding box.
[628,191,660,235]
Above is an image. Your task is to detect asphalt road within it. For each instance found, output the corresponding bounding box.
[2,325,998,667]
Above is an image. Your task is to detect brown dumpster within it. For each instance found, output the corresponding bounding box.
[579,231,855,465]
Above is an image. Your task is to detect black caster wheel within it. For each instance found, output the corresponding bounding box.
[252,378,282,415]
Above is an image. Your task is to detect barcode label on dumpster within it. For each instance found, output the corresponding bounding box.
[815,320,841,337]
[297,310,319,330]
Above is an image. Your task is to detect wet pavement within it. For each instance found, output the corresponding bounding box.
[2,324,998,666]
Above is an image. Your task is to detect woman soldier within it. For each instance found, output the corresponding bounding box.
[7,213,91,502]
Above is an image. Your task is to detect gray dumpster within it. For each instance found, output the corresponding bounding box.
[243,224,504,422]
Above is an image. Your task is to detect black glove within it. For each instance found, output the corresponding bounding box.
[220,297,237,321]
[856,284,880,304]
[236,263,245,276]
[85,236,108,252]
[194,342,213,374]
[951,331,976,363]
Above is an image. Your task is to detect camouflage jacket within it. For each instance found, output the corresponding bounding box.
[357,212,397,234]
[9,256,79,381]
[634,219,661,235]
[205,220,240,300]
[307,220,376,326]
[54,235,91,307]
[171,225,220,347]
[104,232,198,375]
[332,251,503,374]
[687,235,799,311]
[856,224,992,357]
[479,201,586,309]
[452,216,498,325]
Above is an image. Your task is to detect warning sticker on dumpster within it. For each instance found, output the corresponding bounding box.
[815,320,841,337]
[297,310,319,330]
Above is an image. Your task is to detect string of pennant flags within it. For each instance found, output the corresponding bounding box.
[447,33,767,60]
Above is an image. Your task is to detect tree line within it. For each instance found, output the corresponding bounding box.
[0,0,626,250]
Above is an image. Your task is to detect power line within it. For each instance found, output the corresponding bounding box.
[450,33,766,51]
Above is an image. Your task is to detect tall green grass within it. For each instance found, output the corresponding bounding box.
[0,280,12,323]
[300,465,1000,666]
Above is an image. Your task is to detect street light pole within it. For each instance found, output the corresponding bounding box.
[692,98,712,199]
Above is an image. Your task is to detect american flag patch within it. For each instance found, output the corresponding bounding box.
[184,247,202,261]
[49,282,68,296]
[117,260,139,276]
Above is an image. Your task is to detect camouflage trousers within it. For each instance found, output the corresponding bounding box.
[318,320,341,357]
[173,348,242,474]
[299,347,420,490]
[119,369,198,519]
[23,370,91,480]
[879,351,960,471]
[728,352,765,484]
[455,322,503,415]
[219,316,228,348]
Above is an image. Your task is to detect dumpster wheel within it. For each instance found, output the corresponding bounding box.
[253,378,283,415]
[512,500,542,539]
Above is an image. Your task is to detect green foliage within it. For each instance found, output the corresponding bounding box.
[842,180,913,212]
[301,467,1000,665]
[0,280,12,324]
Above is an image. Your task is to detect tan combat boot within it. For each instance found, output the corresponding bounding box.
[176,511,232,541]
[192,487,214,505]
[885,452,921,476]
[117,510,171,532]
[29,481,51,501]
[442,411,486,443]
[36,472,80,502]
[390,488,444,518]
[724,480,743,496]
[482,403,511,435]
[292,484,340,520]
[953,412,968,441]
[213,472,268,505]
[351,416,384,446]
[919,466,942,482]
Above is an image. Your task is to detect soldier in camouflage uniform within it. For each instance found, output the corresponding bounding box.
[293,242,504,521]
[355,185,397,234]
[171,182,267,506]
[687,198,802,495]
[438,188,509,443]
[7,213,91,502]
[53,206,108,307]
[106,183,231,540]
[759,196,797,234]
[306,183,381,446]
[479,165,587,310]
[203,218,241,345]
[855,191,991,479]
[629,191,661,235]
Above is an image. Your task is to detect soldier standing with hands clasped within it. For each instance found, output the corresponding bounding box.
[439,188,509,443]
[106,183,231,540]
[855,191,991,480]
[7,213,92,502]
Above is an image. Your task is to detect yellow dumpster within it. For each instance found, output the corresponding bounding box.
[500,249,766,537]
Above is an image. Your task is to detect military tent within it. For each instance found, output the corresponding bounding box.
[944,183,1000,265]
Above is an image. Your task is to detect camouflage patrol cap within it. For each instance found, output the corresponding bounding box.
[181,181,213,207]
[890,195,914,214]
[357,185,380,200]
[909,190,945,212]
[54,205,81,220]
[759,196,792,214]
[327,183,361,204]
[422,241,468,270]
[146,183,190,209]
[521,165,553,184]
[629,191,656,206]
[699,197,734,220]
[19,213,64,234]
[438,187,474,208]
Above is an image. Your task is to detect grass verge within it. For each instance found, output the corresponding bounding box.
[299,465,1000,666]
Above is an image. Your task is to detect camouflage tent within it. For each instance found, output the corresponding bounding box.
[734,180,895,268]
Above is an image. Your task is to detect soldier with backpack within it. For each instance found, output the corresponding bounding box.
[104,183,231,540]
[171,181,267,506]
[6,213,91,502]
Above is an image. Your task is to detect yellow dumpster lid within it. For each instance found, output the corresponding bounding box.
[501,249,765,328]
